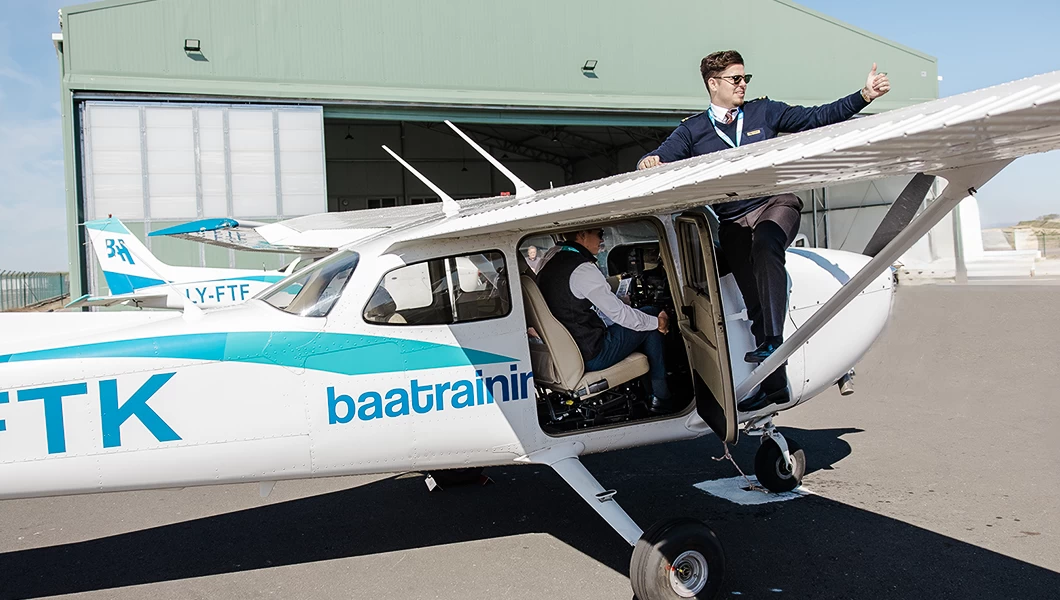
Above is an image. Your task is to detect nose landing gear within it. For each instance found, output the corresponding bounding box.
[744,415,806,493]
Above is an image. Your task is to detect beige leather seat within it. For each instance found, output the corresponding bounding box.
[521,275,649,398]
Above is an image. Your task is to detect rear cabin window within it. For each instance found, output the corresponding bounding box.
[364,250,511,325]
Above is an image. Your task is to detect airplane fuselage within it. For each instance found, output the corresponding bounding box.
[0,213,891,499]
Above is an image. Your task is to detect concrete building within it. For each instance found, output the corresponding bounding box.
[54,0,938,296]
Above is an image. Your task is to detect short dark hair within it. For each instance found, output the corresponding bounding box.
[700,50,744,88]
[562,228,602,242]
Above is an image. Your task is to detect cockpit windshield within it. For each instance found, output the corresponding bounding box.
[258,250,359,317]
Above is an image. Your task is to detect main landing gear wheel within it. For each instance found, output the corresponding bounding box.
[754,437,805,493]
[630,518,725,600]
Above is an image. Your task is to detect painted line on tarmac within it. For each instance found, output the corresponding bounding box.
[693,476,813,505]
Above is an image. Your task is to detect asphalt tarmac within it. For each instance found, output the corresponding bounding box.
[1,284,1058,600]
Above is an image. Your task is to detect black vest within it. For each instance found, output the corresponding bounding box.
[536,243,607,361]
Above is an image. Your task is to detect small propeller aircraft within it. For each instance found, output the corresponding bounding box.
[67,217,317,310]
[3,71,1060,599]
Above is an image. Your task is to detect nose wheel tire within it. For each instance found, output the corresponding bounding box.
[630,518,725,599]
[754,437,805,493]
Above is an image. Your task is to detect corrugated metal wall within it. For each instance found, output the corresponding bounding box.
[56,0,940,295]
[61,0,937,112]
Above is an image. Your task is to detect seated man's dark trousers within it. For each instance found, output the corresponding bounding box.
[717,193,802,393]
[584,306,670,400]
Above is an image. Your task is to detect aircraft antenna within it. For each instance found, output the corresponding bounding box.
[381,145,461,218]
[444,120,536,199]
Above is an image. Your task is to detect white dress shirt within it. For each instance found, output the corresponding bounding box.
[711,103,738,123]
[537,245,659,332]
[568,262,659,332]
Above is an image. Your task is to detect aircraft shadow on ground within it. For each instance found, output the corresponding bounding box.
[1,426,1057,600]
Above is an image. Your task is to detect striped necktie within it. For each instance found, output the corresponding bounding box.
[724,108,738,124]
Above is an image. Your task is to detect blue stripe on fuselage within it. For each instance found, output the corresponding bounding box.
[0,332,517,376]
[102,271,167,295]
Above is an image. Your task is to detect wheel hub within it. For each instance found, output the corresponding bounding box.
[775,455,794,479]
[669,550,709,597]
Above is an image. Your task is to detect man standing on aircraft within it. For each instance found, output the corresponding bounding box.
[638,50,889,411]
[537,229,673,412]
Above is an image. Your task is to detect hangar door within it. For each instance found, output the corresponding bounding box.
[79,101,327,294]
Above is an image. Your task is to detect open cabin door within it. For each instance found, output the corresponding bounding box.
[674,213,738,443]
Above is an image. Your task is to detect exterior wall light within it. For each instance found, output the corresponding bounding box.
[582,60,597,73]
[184,39,201,52]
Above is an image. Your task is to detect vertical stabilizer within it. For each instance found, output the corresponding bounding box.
[84,218,174,294]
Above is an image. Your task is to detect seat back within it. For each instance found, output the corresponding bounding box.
[516,250,536,281]
[520,275,585,391]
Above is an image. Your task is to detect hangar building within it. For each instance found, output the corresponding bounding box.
[54,0,938,296]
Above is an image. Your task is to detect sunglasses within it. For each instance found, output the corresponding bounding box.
[712,74,753,85]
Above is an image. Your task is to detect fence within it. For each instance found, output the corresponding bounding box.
[0,272,70,311]
[1038,233,1060,258]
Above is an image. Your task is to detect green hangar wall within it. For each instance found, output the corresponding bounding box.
[55,0,938,297]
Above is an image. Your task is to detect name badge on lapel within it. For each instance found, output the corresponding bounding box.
[746,129,762,137]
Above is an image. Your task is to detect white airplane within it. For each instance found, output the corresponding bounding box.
[3,71,1060,600]
[68,216,316,309]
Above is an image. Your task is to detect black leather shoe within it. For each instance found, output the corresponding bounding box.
[649,396,672,414]
[737,387,789,412]
[744,336,783,363]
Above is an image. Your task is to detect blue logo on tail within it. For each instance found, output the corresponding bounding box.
[105,238,135,264]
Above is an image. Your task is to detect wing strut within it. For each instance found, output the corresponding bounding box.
[862,173,937,257]
[381,145,461,217]
[735,160,1011,403]
[444,120,536,199]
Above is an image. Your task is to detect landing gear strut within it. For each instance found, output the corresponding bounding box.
[744,416,805,493]
[529,443,726,599]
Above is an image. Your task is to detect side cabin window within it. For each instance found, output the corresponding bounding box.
[259,250,359,317]
[364,250,511,326]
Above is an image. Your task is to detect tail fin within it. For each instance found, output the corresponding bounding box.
[84,218,174,294]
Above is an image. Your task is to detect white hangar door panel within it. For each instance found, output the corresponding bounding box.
[79,101,327,294]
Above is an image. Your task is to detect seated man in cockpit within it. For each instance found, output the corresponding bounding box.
[536,228,673,412]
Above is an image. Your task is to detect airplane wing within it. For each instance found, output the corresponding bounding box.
[408,70,1060,241]
[65,291,174,309]
[148,211,429,254]
[145,71,1060,252]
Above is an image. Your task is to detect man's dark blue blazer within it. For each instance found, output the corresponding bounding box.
[642,90,870,220]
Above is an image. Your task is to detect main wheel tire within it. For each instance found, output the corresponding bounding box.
[630,518,725,600]
[754,437,805,493]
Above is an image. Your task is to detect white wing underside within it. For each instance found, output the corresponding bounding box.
[415,70,1060,241]
[156,70,1060,252]
[66,291,172,309]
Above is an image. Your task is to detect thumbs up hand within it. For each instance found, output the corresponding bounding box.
[863,63,890,101]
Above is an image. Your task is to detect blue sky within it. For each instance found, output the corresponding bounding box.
[798,0,1060,228]
[0,1,1058,271]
